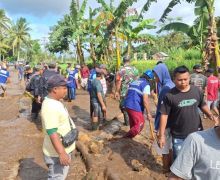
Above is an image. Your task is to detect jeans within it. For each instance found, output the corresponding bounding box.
[44,154,71,180]
[172,137,185,160]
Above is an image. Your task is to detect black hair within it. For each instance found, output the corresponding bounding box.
[96,71,102,77]
[173,65,189,77]
[156,61,163,65]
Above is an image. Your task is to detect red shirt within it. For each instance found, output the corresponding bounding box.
[207,75,220,101]
[80,67,90,78]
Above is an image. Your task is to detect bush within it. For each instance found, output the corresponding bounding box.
[131,59,200,75]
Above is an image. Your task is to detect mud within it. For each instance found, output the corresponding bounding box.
[0,68,216,180]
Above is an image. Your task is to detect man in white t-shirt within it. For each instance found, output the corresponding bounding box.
[41,74,76,179]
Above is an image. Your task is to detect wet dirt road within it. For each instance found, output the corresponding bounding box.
[0,67,216,180]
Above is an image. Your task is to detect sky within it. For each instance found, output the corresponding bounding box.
[0,0,220,44]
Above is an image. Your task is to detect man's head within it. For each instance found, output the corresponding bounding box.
[206,68,214,77]
[193,64,202,73]
[34,65,44,75]
[123,56,131,64]
[173,66,190,90]
[75,64,81,69]
[143,70,154,80]
[48,62,56,69]
[47,74,67,100]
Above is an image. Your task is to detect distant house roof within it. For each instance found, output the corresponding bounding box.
[152,52,169,61]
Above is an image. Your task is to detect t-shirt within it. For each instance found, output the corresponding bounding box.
[90,78,105,103]
[160,86,205,138]
[0,69,9,84]
[100,77,107,95]
[190,73,207,92]
[171,128,220,180]
[207,75,220,101]
[41,98,76,157]
[118,65,139,97]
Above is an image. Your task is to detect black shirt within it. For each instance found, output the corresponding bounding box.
[160,85,206,138]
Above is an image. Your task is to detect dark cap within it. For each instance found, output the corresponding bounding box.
[123,56,131,63]
[193,64,202,70]
[206,68,214,73]
[47,74,67,89]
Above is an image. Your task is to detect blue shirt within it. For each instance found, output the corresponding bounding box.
[0,69,9,84]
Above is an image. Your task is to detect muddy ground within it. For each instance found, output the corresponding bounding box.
[0,67,215,180]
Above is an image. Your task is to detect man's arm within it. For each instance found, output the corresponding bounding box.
[115,72,121,99]
[49,133,71,166]
[158,114,168,148]
[200,105,219,125]
[97,92,106,112]
[143,93,152,120]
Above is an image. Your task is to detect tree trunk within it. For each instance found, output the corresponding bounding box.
[127,38,132,57]
[115,27,121,71]
[89,41,97,64]
[202,1,220,71]
[76,37,84,65]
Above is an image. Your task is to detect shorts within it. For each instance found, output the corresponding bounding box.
[81,78,88,88]
[172,137,185,160]
[91,101,102,118]
[207,100,218,109]
[44,153,71,180]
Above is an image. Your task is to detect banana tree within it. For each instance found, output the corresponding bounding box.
[141,0,219,70]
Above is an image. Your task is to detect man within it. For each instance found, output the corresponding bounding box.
[168,126,220,180]
[90,71,106,130]
[80,64,90,90]
[41,74,76,179]
[0,65,10,97]
[115,56,139,126]
[66,64,80,102]
[17,62,24,81]
[42,62,58,81]
[158,66,218,159]
[153,63,175,173]
[26,65,45,120]
[206,68,220,116]
[190,64,207,94]
[124,70,153,138]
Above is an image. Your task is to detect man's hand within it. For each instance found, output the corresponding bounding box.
[59,152,71,166]
[158,134,166,149]
[37,96,41,103]
[102,105,107,113]
[146,113,153,121]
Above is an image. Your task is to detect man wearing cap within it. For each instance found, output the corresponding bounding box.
[206,68,220,116]
[124,70,153,138]
[190,64,207,94]
[41,74,76,179]
[115,56,139,126]
[90,70,106,130]
[26,65,45,120]
[66,64,80,102]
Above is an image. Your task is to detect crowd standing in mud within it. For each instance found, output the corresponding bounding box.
[1,58,220,180]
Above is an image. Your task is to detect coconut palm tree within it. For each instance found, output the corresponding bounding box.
[9,17,31,61]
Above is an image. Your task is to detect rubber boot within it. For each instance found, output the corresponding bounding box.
[92,122,99,131]
[122,110,129,126]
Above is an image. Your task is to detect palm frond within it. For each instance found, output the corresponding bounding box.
[157,22,191,34]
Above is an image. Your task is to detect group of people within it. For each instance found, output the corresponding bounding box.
[2,57,220,179]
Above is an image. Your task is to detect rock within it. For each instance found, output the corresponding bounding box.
[99,132,113,140]
[102,120,123,135]
[131,159,144,172]
[78,132,91,144]
[88,140,104,154]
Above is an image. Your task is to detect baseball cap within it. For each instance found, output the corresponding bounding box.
[206,68,214,73]
[100,64,107,69]
[34,65,43,71]
[193,64,202,70]
[75,64,81,69]
[47,74,67,89]
[144,70,154,79]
